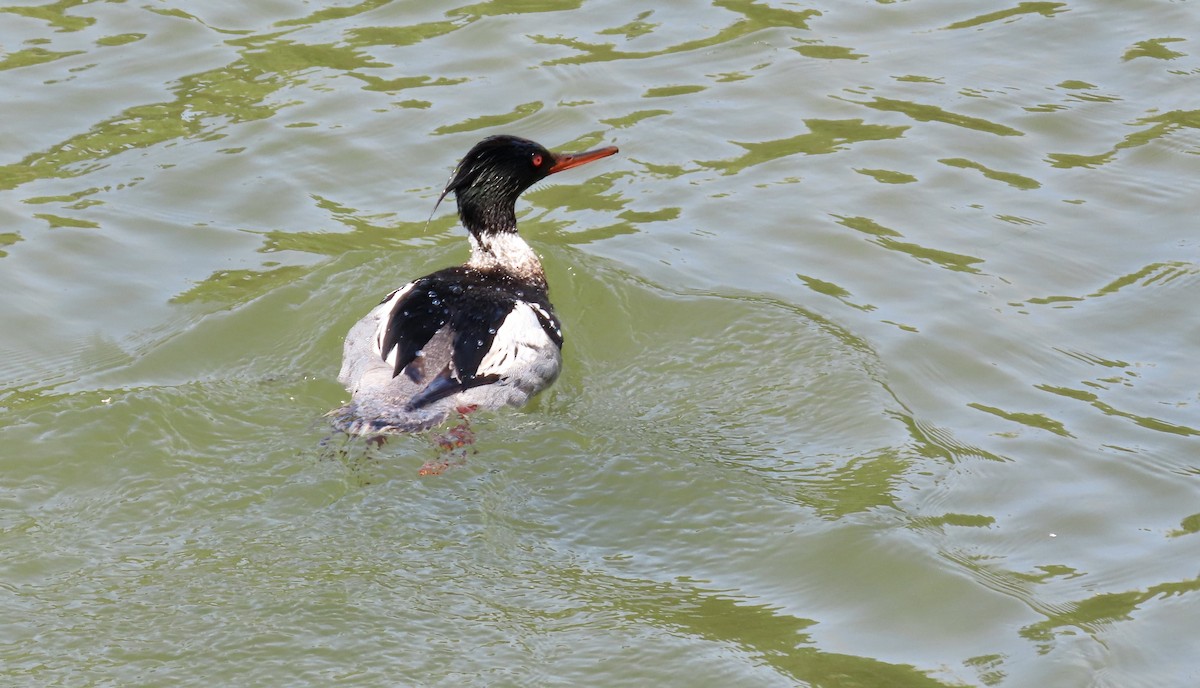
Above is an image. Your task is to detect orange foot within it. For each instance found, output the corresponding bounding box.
[431,412,477,452]
[433,424,475,451]
[418,455,467,476]
[422,413,477,475]
[418,460,450,476]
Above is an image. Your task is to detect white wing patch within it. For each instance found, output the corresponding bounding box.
[372,281,416,369]
[528,302,561,342]
[476,301,559,378]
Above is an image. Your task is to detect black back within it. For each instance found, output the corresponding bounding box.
[378,266,563,406]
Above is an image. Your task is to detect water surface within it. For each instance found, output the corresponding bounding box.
[3,1,1200,686]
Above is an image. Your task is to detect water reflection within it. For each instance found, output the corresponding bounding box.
[842,96,1024,137]
[1048,108,1200,169]
[0,46,84,70]
[570,567,958,687]
[940,2,1068,31]
[701,120,909,175]
[2,0,97,31]
[535,1,817,66]
[4,0,1200,684]
[1036,384,1199,437]
[938,158,1040,190]
[834,215,985,274]
[1019,576,1200,648]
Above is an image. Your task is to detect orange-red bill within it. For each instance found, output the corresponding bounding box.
[547,145,619,174]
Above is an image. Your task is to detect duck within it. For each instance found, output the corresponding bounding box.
[333,135,619,435]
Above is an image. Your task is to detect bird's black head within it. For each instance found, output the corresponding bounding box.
[434,135,618,235]
[444,136,555,219]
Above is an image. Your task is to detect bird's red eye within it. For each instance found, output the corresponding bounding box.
[531,154,543,167]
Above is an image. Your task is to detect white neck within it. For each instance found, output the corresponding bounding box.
[467,232,545,280]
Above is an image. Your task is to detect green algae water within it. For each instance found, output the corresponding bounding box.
[3,1,1200,685]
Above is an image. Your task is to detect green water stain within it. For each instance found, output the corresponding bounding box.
[1,0,96,32]
[797,274,875,311]
[1037,385,1200,436]
[171,265,313,307]
[711,70,754,83]
[451,0,583,18]
[1048,108,1200,168]
[1053,348,1130,369]
[835,215,985,274]
[942,2,1067,30]
[851,96,1024,137]
[257,221,436,257]
[968,403,1072,437]
[1024,294,1083,305]
[1068,92,1123,104]
[939,158,1040,190]
[638,160,691,179]
[1125,109,1200,145]
[0,232,23,257]
[964,654,1006,687]
[1169,513,1200,537]
[642,84,706,98]
[1020,576,1200,643]
[355,74,466,93]
[1024,103,1066,113]
[995,215,1044,226]
[433,102,544,135]
[919,513,998,528]
[1122,37,1187,62]
[234,34,389,72]
[597,572,957,687]
[142,6,252,35]
[0,47,84,70]
[254,193,457,257]
[96,33,146,47]
[1088,261,1198,297]
[346,21,463,48]
[0,28,427,192]
[701,119,909,175]
[535,1,818,66]
[600,109,670,128]
[888,409,1008,464]
[617,207,680,223]
[275,0,393,27]
[33,213,99,229]
[525,173,628,214]
[598,11,658,39]
[836,214,901,238]
[1045,151,1114,169]
[856,168,918,184]
[793,42,866,61]
[23,187,104,205]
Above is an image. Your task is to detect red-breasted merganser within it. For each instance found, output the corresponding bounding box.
[333,135,619,435]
